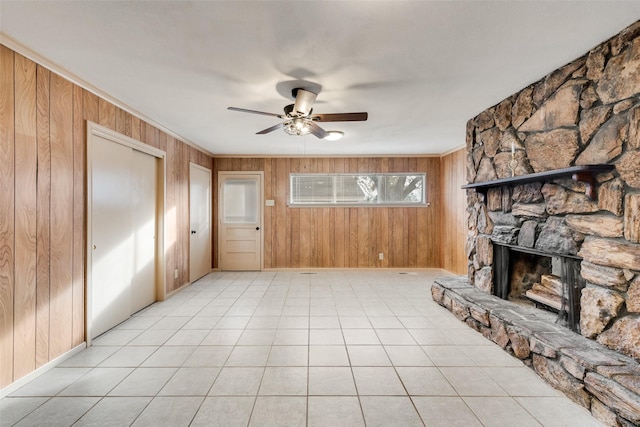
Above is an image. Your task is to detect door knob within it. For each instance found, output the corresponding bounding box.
[256,227,260,231]
[191,230,196,234]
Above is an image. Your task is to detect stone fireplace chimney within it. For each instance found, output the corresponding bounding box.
[430,19,640,426]
[465,22,640,361]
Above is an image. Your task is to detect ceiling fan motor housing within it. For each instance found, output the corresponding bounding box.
[292,88,318,116]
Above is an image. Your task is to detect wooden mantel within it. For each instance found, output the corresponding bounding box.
[461,164,614,200]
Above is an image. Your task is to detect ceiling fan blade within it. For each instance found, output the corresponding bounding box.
[228,106,283,118]
[256,123,283,134]
[306,121,328,139]
[311,112,368,122]
[293,89,317,116]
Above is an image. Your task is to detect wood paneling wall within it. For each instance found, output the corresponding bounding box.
[213,157,443,269]
[0,44,212,389]
[441,148,467,274]
[0,43,467,390]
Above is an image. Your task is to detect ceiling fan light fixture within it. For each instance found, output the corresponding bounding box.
[324,131,344,141]
[283,118,311,136]
[228,88,367,140]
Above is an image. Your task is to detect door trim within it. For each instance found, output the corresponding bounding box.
[218,171,264,271]
[86,121,166,345]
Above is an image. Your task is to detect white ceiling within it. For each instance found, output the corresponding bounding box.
[1,1,639,156]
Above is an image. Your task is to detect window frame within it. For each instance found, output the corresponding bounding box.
[288,172,429,208]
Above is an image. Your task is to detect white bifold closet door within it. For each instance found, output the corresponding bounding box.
[90,135,157,338]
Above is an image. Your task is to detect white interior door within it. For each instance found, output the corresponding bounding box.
[131,149,157,312]
[219,172,263,271]
[90,135,133,338]
[189,163,212,282]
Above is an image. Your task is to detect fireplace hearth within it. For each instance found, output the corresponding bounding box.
[432,276,640,425]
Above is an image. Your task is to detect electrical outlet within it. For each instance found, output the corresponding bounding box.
[379,253,384,260]
[174,269,178,279]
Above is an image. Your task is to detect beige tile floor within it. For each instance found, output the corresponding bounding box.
[0,270,603,426]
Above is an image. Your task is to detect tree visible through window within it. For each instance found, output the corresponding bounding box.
[290,173,426,206]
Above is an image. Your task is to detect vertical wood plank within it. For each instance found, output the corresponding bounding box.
[441,154,450,270]
[115,106,126,135]
[72,84,84,346]
[176,141,184,285]
[82,90,99,124]
[0,45,16,388]
[426,157,441,267]
[211,159,218,269]
[321,208,333,267]
[289,206,300,268]
[175,140,183,287]
[97,98,115,130]
[157,131,167,154]
[262,158,272,268]
[349,208,358,268]
[416,158,429,267]
[49,73,74,359]
[408,157,417,173]
[122,111,132,137]
[131,115,141,141]
[165,136,177,291]
[275,158,288,268]
[357,157,368,174]
[456,150,467,272]
[308,209,317,268]
[441,149,467,273]
[298,159,311,267]
[333,159,346,269]
[407,207,417,267]
[289,159,300,268]
[380,157,389,173]
[332,208,344,269]
[139,120,146,143]
[145,122,157,149]
[286,158,294,268]
[178,141,188,286]
[368,208,376,266]
[391,208,403,267]
[182,143,190,283]
[377,208,389,267]
[35,65,51,368]
[308,159,318,267]
[304,208,312,268]
[13,54,37,379]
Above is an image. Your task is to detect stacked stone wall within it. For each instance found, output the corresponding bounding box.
[466,20,640,361]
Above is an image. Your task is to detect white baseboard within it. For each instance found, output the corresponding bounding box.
[0,343,86,399]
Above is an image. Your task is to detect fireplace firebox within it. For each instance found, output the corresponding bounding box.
[492,242,585,333]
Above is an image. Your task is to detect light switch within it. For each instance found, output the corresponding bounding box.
[265,199,275,206]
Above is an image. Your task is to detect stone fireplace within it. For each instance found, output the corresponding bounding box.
[432,20,640,426]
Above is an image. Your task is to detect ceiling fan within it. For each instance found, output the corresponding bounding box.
[228,88,368,141]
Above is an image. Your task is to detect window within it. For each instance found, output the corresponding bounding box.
[289,173,427,206]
